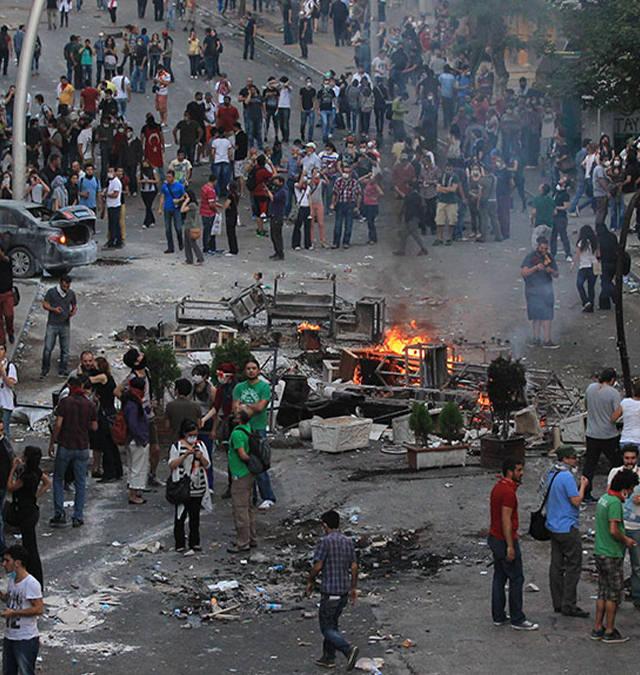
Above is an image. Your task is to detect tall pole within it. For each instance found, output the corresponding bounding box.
[12,0,47,201]
[370,0,379,59]
[614,191,639,397]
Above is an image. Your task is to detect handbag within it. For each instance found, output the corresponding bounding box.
[2,497,21,528]
[189,227,202,240]
[210,211,223,236]
[529,471,560,541]
[165,473,191,505]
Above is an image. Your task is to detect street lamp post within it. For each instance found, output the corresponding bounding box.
[12,0,47,201]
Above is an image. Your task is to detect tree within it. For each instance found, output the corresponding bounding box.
[486,356,527,439]
[551,0,640,113]
[451,0,554,92]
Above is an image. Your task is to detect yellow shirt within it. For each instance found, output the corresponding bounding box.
[187,38,201,56]
[58,83,75,106]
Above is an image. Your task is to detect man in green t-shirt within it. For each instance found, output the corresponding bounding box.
[591,469,639,643]
[232,359,276,510]
[227,409,256,553]
[530,183,555,227]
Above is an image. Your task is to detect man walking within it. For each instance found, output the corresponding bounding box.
[584,368,621,502]
[243,12,256,60]
[49,375,97,527]
[487,458,538,631]
[543,446,590,617]
[591,469,638,643]
[306,510,360,670]
[40,276,77,379]
[227,409,256,553]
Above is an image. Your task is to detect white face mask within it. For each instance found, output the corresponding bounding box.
[193,375,204,384]
[186,435,198,445]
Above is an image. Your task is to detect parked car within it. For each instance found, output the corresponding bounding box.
[0,201,98,278]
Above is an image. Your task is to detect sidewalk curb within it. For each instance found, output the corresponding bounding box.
[199,7,325,78]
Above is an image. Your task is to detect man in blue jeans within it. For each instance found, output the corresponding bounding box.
[306,510,360,670]
[40,276,77,379]
[487,457,539,631]
[232,359,276,510]
[49,376,97,528]
[157,170,185,253]
[331,166,361,249]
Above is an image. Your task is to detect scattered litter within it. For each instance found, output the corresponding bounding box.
[207,580,240,593]
[401,639,415,648]
[131,541,163,554]
[356,657,385,671]
[525,583,540,593]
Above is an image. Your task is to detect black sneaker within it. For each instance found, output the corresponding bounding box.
[49,515,68,528]
[542,341,560,349]
[8,334,14,344]
[602,628,629,644]
[72,518,84,528]
[590,627,605,641]
[315,657,336,669]
[562,607,590,618]
[346,646,359,671]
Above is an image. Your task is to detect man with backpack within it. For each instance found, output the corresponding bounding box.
[232,359,275,510]
[227,408,257,553]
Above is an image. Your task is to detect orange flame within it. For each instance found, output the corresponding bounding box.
[477,392,491,408]
[297,322,321,332]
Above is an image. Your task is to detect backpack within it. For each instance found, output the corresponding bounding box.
[238,428,271,474]
[110,410,128,446]
[246,166,258,192]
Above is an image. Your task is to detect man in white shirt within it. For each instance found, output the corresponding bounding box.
[301,142,322,177]
[105,167,123,248]
[371,52,389,81]
[0,343,17,440]
[77,120,94,164]
[111,72,131,119]
[209,128,233,197]
[203,92,217,126]
[1,545,44,674]
[277,76,292,144]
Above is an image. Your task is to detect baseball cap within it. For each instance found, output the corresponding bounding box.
[556,445,577,460]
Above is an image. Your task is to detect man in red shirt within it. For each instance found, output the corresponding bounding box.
[488,457,538,631]
[80,85,100,119]
[216,96,239,135]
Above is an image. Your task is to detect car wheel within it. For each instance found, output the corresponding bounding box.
[10,247,37,278]
[46,267,73,277]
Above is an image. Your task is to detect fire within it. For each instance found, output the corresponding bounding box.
[372,324,433,356]
[477,392,491,409]
[297,322,321,332]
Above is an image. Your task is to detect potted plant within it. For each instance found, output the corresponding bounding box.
[211,337,253,375]
[406,401,468,471]
[481,356,527,468]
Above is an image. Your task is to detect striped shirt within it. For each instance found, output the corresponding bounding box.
[169,441,210,497]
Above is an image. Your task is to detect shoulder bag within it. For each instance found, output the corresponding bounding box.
[165,447,192,505]
[529,471,560,541]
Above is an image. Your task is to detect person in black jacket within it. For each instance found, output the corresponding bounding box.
[329,0,348,46]
[0,246,14,346]
[6,445,50,587]
[596,223,618,310]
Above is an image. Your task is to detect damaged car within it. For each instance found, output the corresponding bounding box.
[0,201,98,278]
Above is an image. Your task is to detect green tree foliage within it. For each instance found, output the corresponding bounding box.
[487,356,527,439]
[211,338,253,376]
[451,0,554,89]
[142,341,181,402]
[409,402,434,447]
[438,402,464,443]
[552,0,640,113]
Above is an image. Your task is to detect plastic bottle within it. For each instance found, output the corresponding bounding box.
[265,602,282,611]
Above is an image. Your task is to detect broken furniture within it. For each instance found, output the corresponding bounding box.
[311,416,373,453]
[176,284,267,326]
[297,323,322,351]
[172,326,217,352]
[267,276,337,336]
[335,297,386,342]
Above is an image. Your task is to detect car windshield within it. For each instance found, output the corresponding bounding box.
[25,205,54,221]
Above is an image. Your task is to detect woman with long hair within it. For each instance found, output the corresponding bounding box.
[93,357,123,483]
[139,159,159,229]
[573,224,599,313]
[122,377,149,505]
[148,33,162,79]
[223,178,240,255]
[186,29,201,79]
[7,446,51,588]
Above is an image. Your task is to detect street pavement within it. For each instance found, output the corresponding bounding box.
[3,1,640,673]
